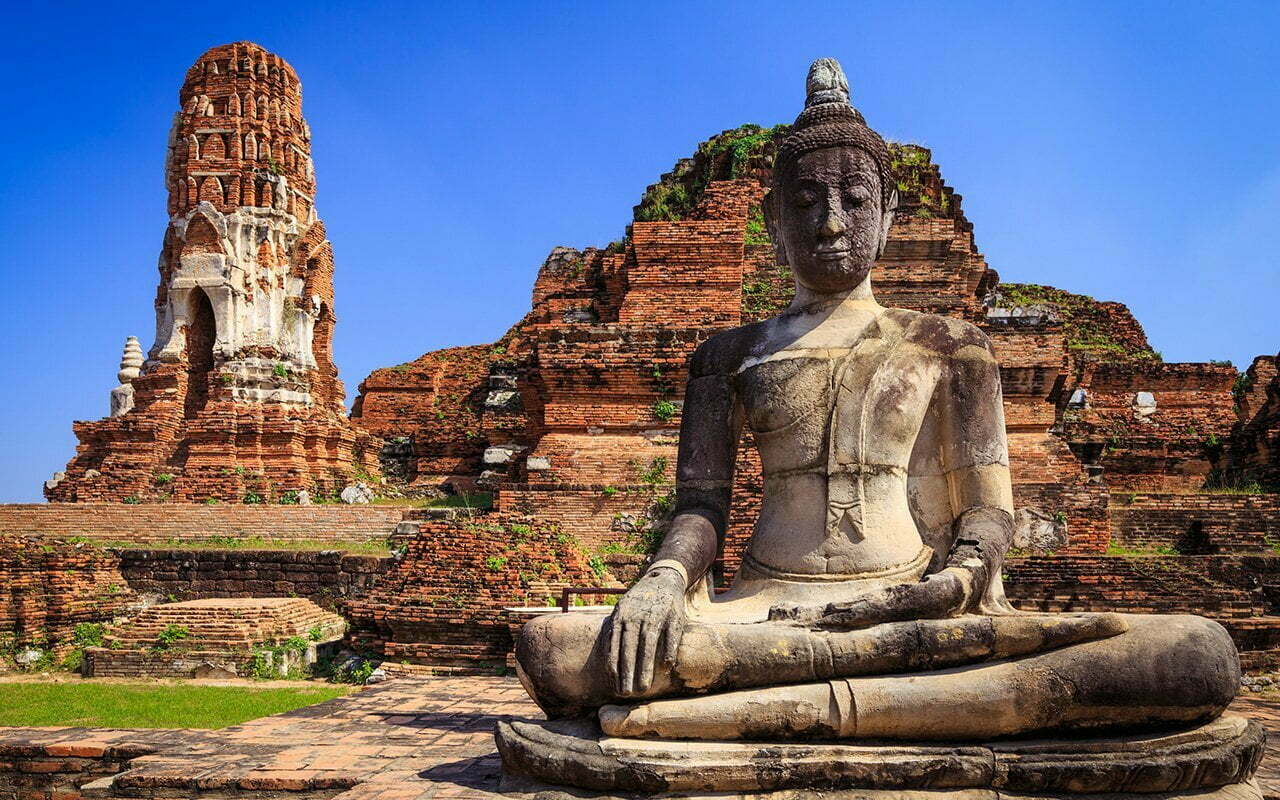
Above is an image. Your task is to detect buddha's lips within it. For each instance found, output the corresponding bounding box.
[814,248,850,261]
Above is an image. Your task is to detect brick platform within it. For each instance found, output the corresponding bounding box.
[0,676,1277,800]
[86,598,345,679]
[0,504,408,544]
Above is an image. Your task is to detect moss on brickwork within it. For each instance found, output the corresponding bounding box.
[996,283,1161,364]
[635,124,789,222]
[887,143,951,219]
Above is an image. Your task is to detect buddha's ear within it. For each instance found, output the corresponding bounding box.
[877,189,898,258]
[763,189,787,265]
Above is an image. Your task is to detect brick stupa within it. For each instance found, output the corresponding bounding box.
[46,42,378,503]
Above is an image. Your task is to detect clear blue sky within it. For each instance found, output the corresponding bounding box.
[1,1,1277,502]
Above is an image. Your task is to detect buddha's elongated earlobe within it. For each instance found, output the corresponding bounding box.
[876,189,898,259]
[763,190,787,266]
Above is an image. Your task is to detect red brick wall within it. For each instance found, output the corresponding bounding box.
[345,512,601,668]
[0,731,172,800]
[115,549,391,608]
[1231,353,1280,490]
[0,536,132,652]
[1064,362,1238,492]
[1109,493,1280,553]
[1004,555,1265,619]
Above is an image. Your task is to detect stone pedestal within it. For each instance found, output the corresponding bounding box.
[496,715,1264,799]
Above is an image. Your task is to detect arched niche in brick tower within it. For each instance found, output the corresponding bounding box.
[183,288,217,419]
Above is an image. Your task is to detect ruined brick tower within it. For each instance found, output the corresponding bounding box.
[46,42,378,503]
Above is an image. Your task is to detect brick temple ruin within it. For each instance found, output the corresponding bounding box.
[5,45,1280,680]
[347,127,1280,669]
[44,42,378,505]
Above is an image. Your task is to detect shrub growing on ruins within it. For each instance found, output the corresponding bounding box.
[653,400,678,422]
[74,623,106,648]
[60,623,108,672]
[153,624,190,651]
[485,555,508,571]
[744,207,770,247]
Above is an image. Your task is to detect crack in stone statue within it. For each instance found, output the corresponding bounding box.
[497,58,1262,799]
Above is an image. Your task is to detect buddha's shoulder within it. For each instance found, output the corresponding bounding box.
[688,320,775,377]
[883,308,997,360]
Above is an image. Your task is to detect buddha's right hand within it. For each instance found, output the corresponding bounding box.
[606,566,687,697]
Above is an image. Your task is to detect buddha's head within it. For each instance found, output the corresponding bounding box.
[765,59,897,295]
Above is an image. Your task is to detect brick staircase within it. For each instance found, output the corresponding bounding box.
[1005,556,1267,618]
[1004,555,1280,672]
[86,598,346,678]
[106,598,345,649]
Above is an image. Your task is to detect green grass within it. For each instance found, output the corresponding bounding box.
[0,682,351,729]
[91,537,392,554]
[369,492,494,510]
[1104,542,1178,556]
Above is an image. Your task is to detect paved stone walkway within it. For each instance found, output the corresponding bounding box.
[98,677,527,799]
[1,676,1278,798]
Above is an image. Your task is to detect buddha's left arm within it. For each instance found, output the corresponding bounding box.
[933,333,1017,614]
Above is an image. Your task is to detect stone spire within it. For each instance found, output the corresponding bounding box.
[117,336,143,384]
[109,336,143,417]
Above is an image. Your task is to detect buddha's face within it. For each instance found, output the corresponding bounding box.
[770,146,890,294]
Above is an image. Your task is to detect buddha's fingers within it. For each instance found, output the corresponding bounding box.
[619,621,641,695]
[659,613,681,667]
[605,617,622,691]
[636,622,660,693]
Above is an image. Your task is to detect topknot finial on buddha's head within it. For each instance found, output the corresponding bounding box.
[805,58,850,108]
[775,58,890,204]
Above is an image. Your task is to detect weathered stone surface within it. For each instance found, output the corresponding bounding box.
[1012,507,1067,553]
[340,484,374,504]
[496,715,1264,797]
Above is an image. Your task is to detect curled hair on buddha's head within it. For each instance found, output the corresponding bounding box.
[765,58,898,264]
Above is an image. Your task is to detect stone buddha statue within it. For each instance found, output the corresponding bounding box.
[498,59,1261,799]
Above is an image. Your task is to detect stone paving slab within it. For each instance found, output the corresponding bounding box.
[1229,696,1280,798]
[1,677,1278,799]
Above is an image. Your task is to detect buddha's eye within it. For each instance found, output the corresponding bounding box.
[845,188,870,207]
[794,188,819,207]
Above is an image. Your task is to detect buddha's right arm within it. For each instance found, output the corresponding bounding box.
[652,359,742,590]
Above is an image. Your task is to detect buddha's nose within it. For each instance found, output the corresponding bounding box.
[820,210,846,239]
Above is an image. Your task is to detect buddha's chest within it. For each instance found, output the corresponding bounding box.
[736,343,942,465]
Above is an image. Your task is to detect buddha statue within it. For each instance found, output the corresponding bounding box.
[497,59,1262,799]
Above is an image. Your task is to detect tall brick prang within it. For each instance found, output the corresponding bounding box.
[46,42,379,504]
